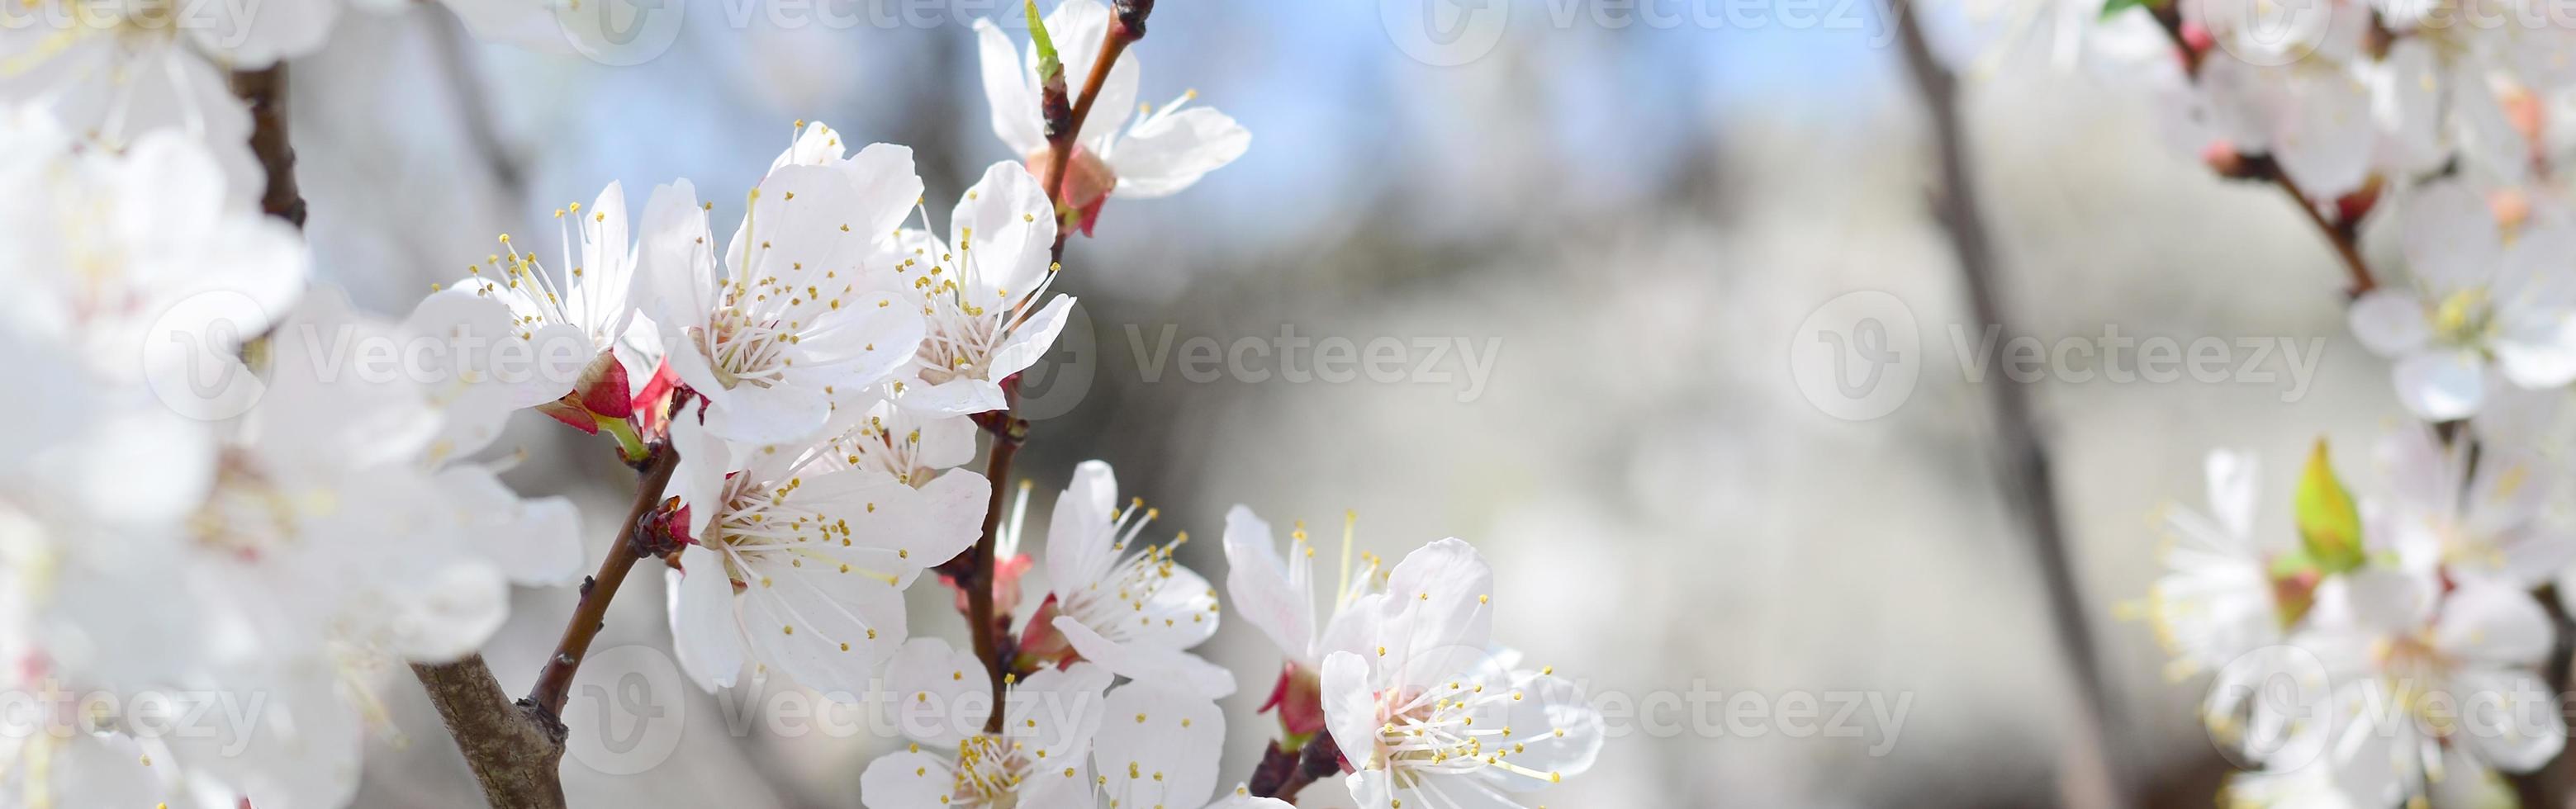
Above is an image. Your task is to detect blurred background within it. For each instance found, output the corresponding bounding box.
[289,0,2418,804]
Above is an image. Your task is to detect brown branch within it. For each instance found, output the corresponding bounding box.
[2141,6,2376,297]
[1040,0,1154,260]
[942,0,1162,736]
[1247,731,1342,802]
[2261,167,2375,296]
[962,414,1026,734]
[411,657,569,809]
[227,65,306,228]
[412,442,676,808]
[528,445,681,717]
[1894,5,2129,808]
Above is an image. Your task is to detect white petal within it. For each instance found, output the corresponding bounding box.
[2494,314,2576,389]
[1482,673,1604,789]
[1373,538,1497,689]
[434,465,586,585]
[1055,615,1238,698]
[1045,460,1122,593]
[670,544,747,691]
[1093,683,1226,809]
[2393,350,2487,420]
[2403,181,2502,290]
[975,17,1047,155]
[700,381,833,445]
[1222,505,1315,662]
[952,161,1056,301]
[887,637,992,748]
[1320,651,1383,770]
[860,750,961,809]
[989,295,1075,381]
[2435,584,2555,667]
[1003,661,1113,762]
[572,180,638,343]
[2346,289,2431,357]
[2452,667,2565,773]
[738,551,909,696]
[637,179,718,337]
[1111,107,1250,199]
[2204,449,2261,541]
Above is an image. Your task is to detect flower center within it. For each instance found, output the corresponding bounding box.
[2431,286,2494,347]
[951,734,1033,807]
[695,310,794,390]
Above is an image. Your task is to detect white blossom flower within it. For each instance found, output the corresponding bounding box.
[1315,539,1604,809]
[861,637,1109,809]
[818,389,981,486]
[662,412,989,694]
[644,129,928,444]
[1033,461,1233,698]
[0,32,260,206]
[2265,571,2564,807]
[878,161,1075,416]
[1089,682,1293,809]
[440,181,650,433]
[1222,505,1383,736]
[973,0,1250,231]
[2146,448,2279,679]
[0,0,557,206]
[2372,423,2576,585]
[0,118,303,386]
[2350,182,2576,419]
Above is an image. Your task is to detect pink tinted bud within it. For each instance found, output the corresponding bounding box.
[1023,146,1117,233]
[2180,21,2214,53]
[2492,189,2533,232]
[2334,178,2380,224]
[1013,595,1077,665]
[2201,140,2246,177]
[1260,663,1329,737]
[2502,86,2545,149]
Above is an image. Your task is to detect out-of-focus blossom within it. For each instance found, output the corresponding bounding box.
[2349,182,2576,419]
[973,0,1250,233]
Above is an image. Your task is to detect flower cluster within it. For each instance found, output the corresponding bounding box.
[0,0,1606,804]
[2074,0,2576,802]
[0,108,581,807]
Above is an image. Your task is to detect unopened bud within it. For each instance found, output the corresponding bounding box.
[2492,188,2533,232]
[2200,140,2249,178]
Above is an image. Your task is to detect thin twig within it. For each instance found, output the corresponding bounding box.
[1039,0,1153,260]
[946,0,1163,735]
[228,65,306,228]
[1895,4,2129,807]
[527,446,681,717]
[2141,9,2374,296]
